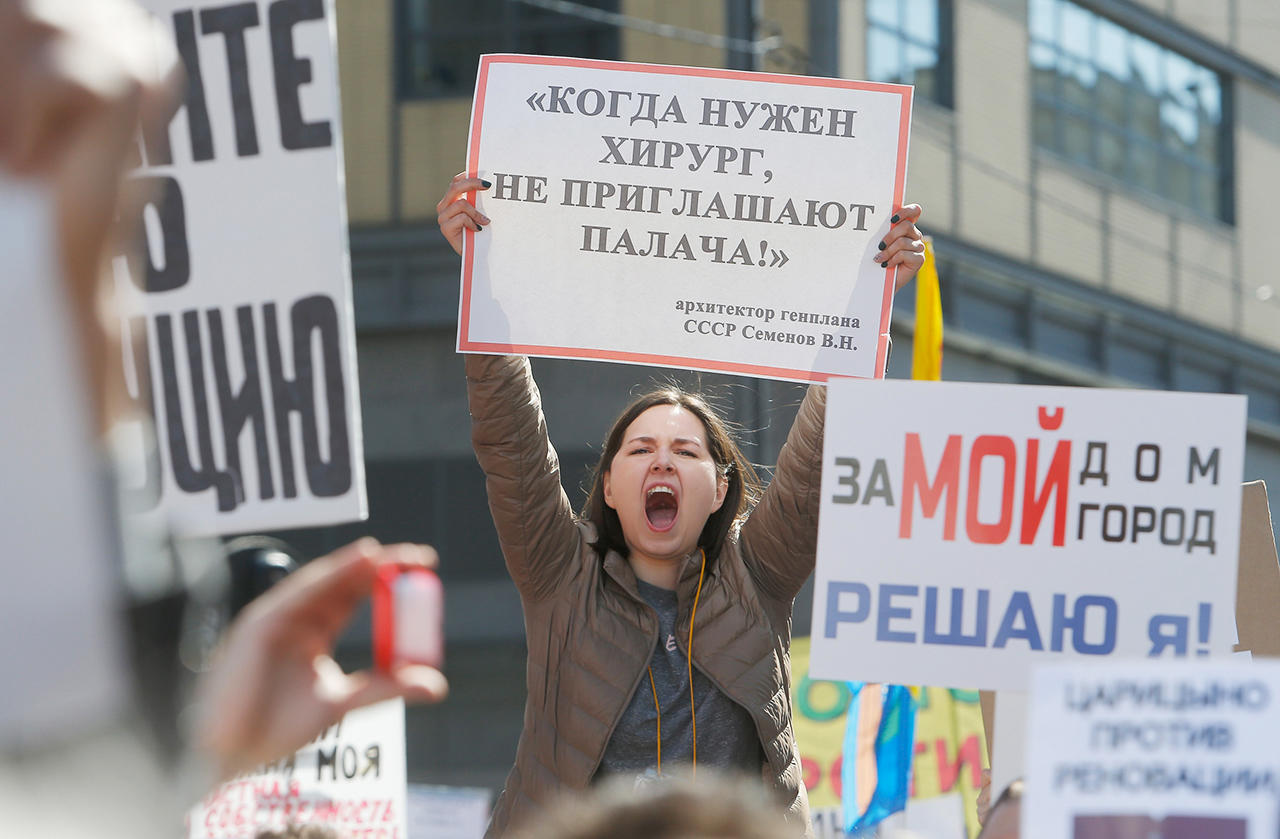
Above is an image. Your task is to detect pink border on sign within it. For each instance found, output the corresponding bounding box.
[459,54,913,383]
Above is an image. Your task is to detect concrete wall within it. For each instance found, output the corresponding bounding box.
[834,0,1280,352]
[337,0,806,225]
[336,0,1279,334]
[1235,80,1280,348]
[622,0,725,67]
[335,0,394,223]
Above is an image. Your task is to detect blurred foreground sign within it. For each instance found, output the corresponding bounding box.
[122,0,365,535]
[810,381,1247,690]
[460,55,912,382]
[188,699,406,839]
[1023,660,1280,839]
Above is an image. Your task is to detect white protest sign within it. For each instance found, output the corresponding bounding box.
[119,0,365,535]
[1023,660,1280,839]
[810,381,1247,690]
[460,55,912,382]
[189,699,407,839]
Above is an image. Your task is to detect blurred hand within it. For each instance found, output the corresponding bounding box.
[0,0,177,175]
[0,0,181,434]
[436,172,491,256]
[194,539,449,781]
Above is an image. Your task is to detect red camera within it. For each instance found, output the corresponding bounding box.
[372,564,443,671]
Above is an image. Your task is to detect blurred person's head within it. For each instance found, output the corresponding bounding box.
[513,773,801,839]
[977,778,1023,839]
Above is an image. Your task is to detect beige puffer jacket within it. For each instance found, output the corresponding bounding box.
[465,354,824,838]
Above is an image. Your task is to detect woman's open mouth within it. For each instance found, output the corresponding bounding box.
[645,485,678,531]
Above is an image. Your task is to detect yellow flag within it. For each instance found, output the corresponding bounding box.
[911,238,943,381]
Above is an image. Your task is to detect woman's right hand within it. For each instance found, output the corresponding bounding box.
[436,172,491,256]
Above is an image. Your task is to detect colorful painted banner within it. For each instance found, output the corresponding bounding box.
[791,637,987,838]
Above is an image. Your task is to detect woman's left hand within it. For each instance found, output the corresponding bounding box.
[871,203,925,291]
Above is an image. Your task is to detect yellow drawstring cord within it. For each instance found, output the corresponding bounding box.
[688,548,706,778]
[647,548,706,778]
[648,667,662,774]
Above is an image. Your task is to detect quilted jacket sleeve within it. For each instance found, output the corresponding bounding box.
[739,384,826,602]
[465,354,581,602]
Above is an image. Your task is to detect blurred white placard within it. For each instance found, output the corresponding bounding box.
[1024,660,1280,839]
[189,699,407,838]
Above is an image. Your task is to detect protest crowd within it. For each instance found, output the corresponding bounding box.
[2,1,1278,839]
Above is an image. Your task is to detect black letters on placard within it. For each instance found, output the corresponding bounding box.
[144,298,353,513]
[156,313,239,511]
[269,0,333,150]
[128,4,353,518]
[172,10,215,162]
[171,1,336,161]
[265,296,351,500]
[123,176,191,293]
[208,305,275,502]
[200,2,262,158]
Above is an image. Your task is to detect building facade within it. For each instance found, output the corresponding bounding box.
[290,0,1280,790]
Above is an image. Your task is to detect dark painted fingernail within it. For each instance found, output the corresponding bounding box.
[480,179,492,188]
[890,214,900,223]
[877,240,886,251]
[882,260,890,268]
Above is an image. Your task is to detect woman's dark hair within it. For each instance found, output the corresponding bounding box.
[582,387,762,561]
[255,827,341,839]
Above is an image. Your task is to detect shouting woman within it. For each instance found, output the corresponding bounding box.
[437,174,925,837]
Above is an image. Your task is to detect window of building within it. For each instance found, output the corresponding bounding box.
[1029,0,1231,221]
[397,0,621,100]
[866,0,953,108]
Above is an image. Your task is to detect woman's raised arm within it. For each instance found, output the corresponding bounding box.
[464,354,581,602]
[740,204,926,599]
[439,175,580,601]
